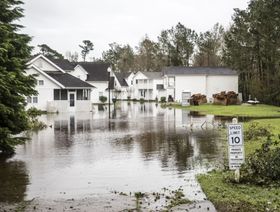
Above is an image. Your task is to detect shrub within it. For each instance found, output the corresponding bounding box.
[27,107,47,131]
[140,98,145,104]
[27,107,45,119]
[160,97,166,103]
[244,122,272,140]
[99,96,107,103]
[240,136,280,185]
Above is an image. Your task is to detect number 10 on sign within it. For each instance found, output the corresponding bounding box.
[228,124,243,146]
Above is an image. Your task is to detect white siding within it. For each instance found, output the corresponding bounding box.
[70,66,88,81]
[32,57,59,72]
[174,75,207,102]
[206,75,239,100]
[87,81,108,103]
[26,67,61,111]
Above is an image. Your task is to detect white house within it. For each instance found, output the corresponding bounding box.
[112,72,129,100]
[162,67,239,102]
[124,72,135,99]
[26,55,94,112]
[69,62,110,103]
[131,71,166,100]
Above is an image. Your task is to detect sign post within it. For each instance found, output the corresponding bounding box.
[228,118,245,171]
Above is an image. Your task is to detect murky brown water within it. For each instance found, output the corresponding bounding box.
[0,103,228,204]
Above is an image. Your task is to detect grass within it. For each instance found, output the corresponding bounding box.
[197,171,280,212]
[177,104,280,211]
[170,103,280,117]
[242,118,280,155]
[198,118,280,211]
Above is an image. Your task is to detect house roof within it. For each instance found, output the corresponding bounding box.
[46,72,95,88]
[162,67,238,76]
[76,62,110,81]
[48,57,75,71]
[142,71,162,79]
[114,72,129,87]
[27,54,66,73]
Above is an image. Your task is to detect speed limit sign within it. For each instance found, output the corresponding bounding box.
[228,122,244,170]
[228,124,243,146]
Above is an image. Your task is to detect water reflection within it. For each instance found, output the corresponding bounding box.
[0,156,28,203]
[1,102,228,201]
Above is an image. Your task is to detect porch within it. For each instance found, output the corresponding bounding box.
[47,89,92,112]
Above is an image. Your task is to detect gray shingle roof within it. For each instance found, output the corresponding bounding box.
[162,67,238,76]
[114,72,129,87]
[76,62,110,81]
[46,72,95,88]
[142,71,162,79]
[47,57,75,71]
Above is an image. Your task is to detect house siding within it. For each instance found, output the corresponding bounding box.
[26,67,61,111]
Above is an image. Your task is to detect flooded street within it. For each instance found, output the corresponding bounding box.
[0,102,228,211]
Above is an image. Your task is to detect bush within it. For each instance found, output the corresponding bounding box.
[27,107,45,119]
[140,98,145,104]
[160,97,166,103]
[240,136,280,184]
[99,96,107,103]
[27,107,47,131]
[244,122,272,140]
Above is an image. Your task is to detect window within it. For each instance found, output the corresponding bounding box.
[77,90,83,100]
[168,77,175,87]
[26,96,38,104]
[156,84,164,90]
[27,96,32,103]
[33,96,38,103]
[136,80,138,84]
[77,89,90,100]
[54,89,68,100]
[61,90,67,100]
[38,80,44,85]
[131,81,133,85]
[54,90,60,100]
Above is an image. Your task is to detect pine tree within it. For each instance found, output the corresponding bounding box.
[0,0,36,154]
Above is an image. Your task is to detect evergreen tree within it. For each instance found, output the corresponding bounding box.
[79,40,94,62]
[135,35,162,71]
[0,0,36,154]
[223,0,280,104]
[102,42,135,72]
[157,23,197,67]
[193,23,224,67]
[38,44,64,59]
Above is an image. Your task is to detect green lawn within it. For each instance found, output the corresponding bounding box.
[180,104,280,211]
[172,104,280,117]
[197,171,280,212]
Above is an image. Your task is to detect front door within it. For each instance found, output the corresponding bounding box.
[69,92,76,112]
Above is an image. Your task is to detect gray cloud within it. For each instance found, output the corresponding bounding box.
[21,0,248,59]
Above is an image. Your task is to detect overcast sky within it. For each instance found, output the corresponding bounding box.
[21,0,249,59]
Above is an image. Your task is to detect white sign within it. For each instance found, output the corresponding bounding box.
[181,91,191,106]
[228,123,245,170]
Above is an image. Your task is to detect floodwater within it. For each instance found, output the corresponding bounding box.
[0,102,229,206]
